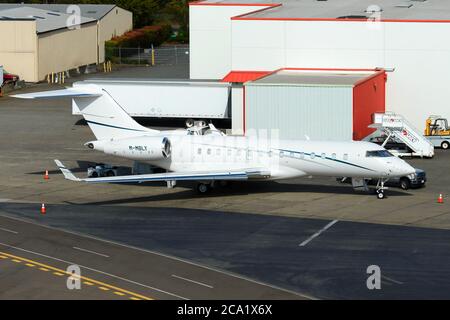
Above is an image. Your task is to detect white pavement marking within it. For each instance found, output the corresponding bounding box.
[0,241,188,300]
[299,220,339,247]
[73,246,110,258]
[382,275,403,285]
[0,227,18,234]
[0,213,314,300]
[172,274,214,289]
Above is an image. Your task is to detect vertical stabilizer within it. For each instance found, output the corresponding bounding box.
[73,88,159,140]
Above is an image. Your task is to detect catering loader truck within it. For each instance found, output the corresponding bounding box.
[71,80,231,127]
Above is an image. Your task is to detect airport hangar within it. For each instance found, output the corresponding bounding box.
[189,0,450,139]
[0,4,132,82]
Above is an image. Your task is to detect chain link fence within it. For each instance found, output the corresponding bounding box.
[105,46,189,66]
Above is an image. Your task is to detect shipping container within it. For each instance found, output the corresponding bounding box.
[72,80,231,121]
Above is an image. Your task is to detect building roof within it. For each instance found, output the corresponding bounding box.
[0,4,116,20]
[222,71,271,83]
[191,0,276,5]
[0,6,96,34]
[248,69,379,86]
[197,0,450,21]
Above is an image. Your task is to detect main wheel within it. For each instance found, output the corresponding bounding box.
[442,141,449,150]
[197,183,210,194]
[399,178,410,190]
[377,191,385,199]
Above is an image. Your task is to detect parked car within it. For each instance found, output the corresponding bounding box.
[337,168,426,190]
[87,163,119,178]
[3,70,19,85]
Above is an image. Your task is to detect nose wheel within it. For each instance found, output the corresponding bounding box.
[376,190,385,199]
[376,179,388,199]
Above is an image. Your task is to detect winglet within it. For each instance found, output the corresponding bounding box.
[54,160,82,182]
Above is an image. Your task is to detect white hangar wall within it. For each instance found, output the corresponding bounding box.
[230,19,450,131]
[189,4,275,80]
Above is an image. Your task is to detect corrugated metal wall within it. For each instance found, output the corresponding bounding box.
[245,85,353,141]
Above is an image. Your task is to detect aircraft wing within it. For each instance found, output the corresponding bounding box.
[54,160,270,184]
[11,88,102,99]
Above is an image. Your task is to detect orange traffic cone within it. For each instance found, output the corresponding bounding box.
[438,194,444,204]
[44,170,49,180]
[40,203,46,214]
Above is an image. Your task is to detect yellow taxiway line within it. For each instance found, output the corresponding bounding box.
[0,251,153,300]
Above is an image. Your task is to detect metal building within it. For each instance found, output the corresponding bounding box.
[0,4,132,82]
[190,0,450,133]
[225,69,386,141]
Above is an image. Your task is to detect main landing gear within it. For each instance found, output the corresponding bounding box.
[197,183,211,194]
[375,179,388,199]
[196,181,229,194]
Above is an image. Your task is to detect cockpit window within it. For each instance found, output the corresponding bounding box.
[366,150,394,158]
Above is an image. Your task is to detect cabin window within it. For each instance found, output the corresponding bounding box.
[366,150,394,158]
[207,149,211,155]
[216,149,221,156]
[310,153,316,159]
[197,148,202,155]
[321,153,326,159]
[331,153,337,159]
[343,153,349,161]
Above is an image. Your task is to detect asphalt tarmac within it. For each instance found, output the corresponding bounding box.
[2,202,450,299]
[1,64,450,299]
[0,211,305,300]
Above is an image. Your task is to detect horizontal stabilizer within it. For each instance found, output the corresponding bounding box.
[54,160,270,184]
[12,88,102,100]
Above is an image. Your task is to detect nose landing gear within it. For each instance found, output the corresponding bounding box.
[376,179,388,199]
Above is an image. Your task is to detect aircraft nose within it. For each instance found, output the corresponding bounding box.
[394,159,415,176]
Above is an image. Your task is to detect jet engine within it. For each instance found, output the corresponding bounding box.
[86,136,172,161]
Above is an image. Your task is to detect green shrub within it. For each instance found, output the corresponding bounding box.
[106,24,173,49]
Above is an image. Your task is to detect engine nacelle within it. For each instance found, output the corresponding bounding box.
[86,136,172,161]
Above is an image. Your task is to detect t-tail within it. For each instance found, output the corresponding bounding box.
[12,85,160,140]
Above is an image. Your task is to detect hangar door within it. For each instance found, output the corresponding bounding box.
[244,84,354,141]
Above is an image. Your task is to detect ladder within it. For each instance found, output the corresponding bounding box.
[369,112,434,158]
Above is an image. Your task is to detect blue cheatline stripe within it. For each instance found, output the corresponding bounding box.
[86,172,249,183]
[278,149,375,172]
[86,120,147,132]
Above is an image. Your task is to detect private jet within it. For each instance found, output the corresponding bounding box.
[14,86,415,199]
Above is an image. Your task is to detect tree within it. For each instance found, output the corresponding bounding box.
[165,0,189,34]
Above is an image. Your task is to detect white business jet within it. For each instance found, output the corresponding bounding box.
[14,85,415,199]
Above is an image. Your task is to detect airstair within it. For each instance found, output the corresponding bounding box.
[368,112,434,158]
